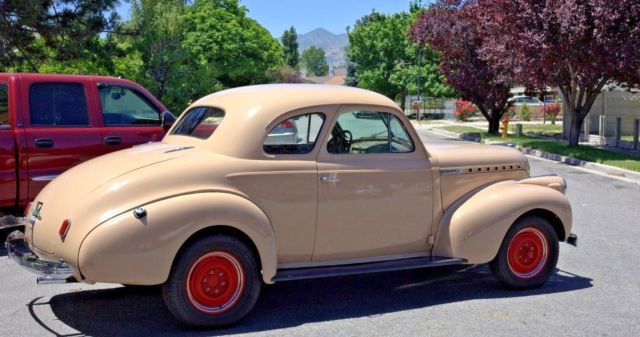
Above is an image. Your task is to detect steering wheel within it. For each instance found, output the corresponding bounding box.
[340,130,353,153]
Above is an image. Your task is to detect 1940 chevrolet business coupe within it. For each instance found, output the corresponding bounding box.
[6,85,577,327]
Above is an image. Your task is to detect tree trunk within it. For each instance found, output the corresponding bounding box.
[567,111,584,147]
[400,90,407,112]
[488,116,501,134]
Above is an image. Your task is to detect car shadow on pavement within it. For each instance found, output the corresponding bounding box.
[38,265,592,337]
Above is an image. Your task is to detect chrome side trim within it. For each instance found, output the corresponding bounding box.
[278,251,431,270]
[32,175,58,182]
[273,256,465,282]
[440,163,526,175]
[164,146,194,153]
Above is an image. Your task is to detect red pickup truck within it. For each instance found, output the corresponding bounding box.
[0,73,175,215]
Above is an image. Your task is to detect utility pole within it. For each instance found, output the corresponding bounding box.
[417,44,423,123]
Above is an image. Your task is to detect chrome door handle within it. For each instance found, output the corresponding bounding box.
[320,175,340,183]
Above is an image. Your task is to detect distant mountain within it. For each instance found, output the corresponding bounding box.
[296,28,349,69]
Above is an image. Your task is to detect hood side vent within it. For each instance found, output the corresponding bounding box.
[440,163,524,175]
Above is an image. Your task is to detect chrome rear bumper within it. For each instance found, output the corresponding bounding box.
[0,215,24,230]
[5,230,76,283]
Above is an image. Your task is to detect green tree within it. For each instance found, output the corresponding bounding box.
[0,0,121,72]
[281,26,299,70]
[128,0,191,112]
[182,0,284,88]
[301,46,329,76]
[347,7,453,110]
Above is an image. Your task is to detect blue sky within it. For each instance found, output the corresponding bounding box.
[116,1,416,36]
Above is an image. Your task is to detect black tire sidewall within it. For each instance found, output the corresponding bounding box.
[490,216,559,289]
[162,235,261,328]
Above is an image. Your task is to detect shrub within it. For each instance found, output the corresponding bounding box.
[454,99,476,121]
[542,103,561,125]
[519,103,531,121]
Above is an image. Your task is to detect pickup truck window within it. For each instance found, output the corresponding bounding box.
[0,84,8,125]
[171,107,224,139]
[328,111,414,154]
[264,113,325,155]
[98,85,161,126]
[29,83,89,126]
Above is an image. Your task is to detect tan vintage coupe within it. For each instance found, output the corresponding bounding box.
[6,85,577,327]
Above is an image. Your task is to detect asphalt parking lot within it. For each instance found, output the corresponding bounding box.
[1,130,638,337]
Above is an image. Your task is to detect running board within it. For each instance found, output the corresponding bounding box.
[272,256,465,282]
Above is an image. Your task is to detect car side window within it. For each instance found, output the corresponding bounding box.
[29,83,89,126]
[0,84,8,125]
[328,111,414,154]
[171,107,224,139]
[264,113,325,155]
[98,85,161,126]
[389,114,415,153]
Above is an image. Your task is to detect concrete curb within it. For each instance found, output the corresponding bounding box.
[425,127,640,183]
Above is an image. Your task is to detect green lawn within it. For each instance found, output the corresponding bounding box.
[438,123,563,137]
[436,126,640,172]
[621,135,637,142]
[510,123,563,136]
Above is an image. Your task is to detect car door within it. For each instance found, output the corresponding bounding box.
[96,83,165,152]
[313,105,434,262]
[22,80,103,200]
[0,81,17,208]
[225,106,333,265]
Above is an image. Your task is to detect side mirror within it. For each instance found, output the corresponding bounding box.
[161,111,176,130]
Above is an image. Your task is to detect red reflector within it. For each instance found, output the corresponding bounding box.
[59,219,71,240]
[24,202,32,216]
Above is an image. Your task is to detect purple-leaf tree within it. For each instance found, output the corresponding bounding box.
[411,0,514,134]
[478,0,640,147]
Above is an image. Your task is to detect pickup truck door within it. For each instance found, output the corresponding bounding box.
[313,106,434,262]
[95,83,165,151]
[22,80,102,200]
[0,82,17,208]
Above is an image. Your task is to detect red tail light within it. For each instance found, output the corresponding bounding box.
[24,202,32,217]
[59,219,71,241]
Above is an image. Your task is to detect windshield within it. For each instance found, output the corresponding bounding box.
[171,107,225,139]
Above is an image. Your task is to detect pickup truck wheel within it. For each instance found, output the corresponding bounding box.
[162,235,261,328]
[489,216,559,289]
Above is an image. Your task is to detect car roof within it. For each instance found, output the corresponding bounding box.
[168,84,403,158]
[190,84,399,114]
[0,72,139,85]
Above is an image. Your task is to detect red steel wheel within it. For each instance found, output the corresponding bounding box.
[186,251,244,314]
[489,216,559,289]
[162,235,261,328]
[506,227,549,279]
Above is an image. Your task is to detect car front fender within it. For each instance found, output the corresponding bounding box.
[78,192,277,285]
[433,178,572,264]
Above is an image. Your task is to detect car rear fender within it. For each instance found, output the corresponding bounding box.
[78,192,277,285]
[433,179,572,264]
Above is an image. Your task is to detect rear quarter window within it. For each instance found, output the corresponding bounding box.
[171,107,224,139]
[264,113,325,155]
